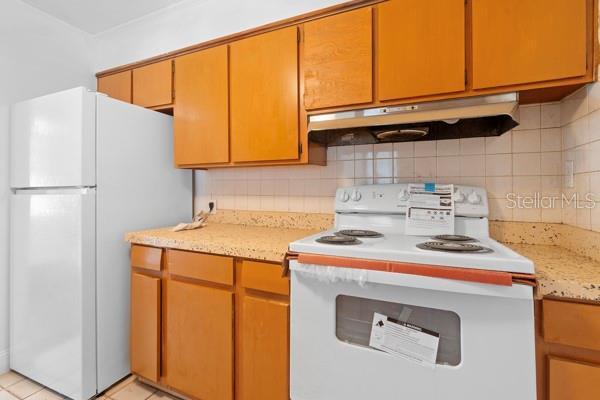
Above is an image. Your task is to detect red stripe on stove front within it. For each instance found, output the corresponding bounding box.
[296,253,515,286]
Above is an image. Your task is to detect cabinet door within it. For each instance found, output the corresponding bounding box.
[472,0,587,89]
[130,272,160,382]
[174,46,229,166]
[133,60,174,108]
[377,0,465,101]
[230,27,299,162]
[165,279,233,400]
[303,7,373,110]
[549,358,600,400]
[239,296,289,400]
[97,71,132,103]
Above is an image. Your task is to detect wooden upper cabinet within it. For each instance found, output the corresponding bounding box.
[472,0,588,89]
[130,272,160,382]
[230,27,299,162]
[549,358,600,400]
[377,0,465,101]
[174,46,229,166]
[97,70,132,103]
[132,60,174,108]
[302,7,373,110]
[239,296,289,400]
[164,279,233,400]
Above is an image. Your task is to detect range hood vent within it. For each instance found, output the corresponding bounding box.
[308,93,519,146]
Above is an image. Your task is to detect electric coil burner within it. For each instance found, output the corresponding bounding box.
[335,229,383,238]
[316,235,362,245]
[417,241,490,253]
[432,234,476,242]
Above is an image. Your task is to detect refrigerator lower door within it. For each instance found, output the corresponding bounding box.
[10,188,96,400]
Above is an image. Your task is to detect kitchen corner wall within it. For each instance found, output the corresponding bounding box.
[0,0,94,373]
[194,102,565,222]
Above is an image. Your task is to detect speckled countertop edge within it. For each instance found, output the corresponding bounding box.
[127,211,600,302]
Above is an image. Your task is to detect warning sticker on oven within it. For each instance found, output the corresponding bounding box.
[405,183,455,236]
[369,312,440,367]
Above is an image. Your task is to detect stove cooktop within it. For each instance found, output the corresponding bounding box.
[289,229,534,274]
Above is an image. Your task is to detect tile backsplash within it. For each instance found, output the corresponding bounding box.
[195,85,600,231]
[561,83,600,232]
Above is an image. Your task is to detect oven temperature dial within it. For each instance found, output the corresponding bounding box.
[467,191,481,205]
[453,189,465,203]
[398,189,409,201]
[338,190,350,202]
[350,189,362,202]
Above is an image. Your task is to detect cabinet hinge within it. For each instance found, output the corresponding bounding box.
[171,60,176,101]
[298,142,303,154]
[297,28,302,43]
[465,69,468,85]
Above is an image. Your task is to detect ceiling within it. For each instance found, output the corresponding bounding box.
[22,0,187,34]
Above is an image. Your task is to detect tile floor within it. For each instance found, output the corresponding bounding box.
[0,372,175,400]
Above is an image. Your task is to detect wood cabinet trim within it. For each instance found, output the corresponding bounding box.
[96,0,384,78]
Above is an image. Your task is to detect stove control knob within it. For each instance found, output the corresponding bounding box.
[398,189,409,201]
[467,191,481,205]
[453,189,466,203]
[338,190,350,202]
[350,190,362,202]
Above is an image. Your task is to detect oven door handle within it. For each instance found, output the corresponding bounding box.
[290,261,533,300]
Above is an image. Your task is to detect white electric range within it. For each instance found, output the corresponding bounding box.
[288,183,536,400]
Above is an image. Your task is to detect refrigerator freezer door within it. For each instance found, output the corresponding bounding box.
[10,87,96,188]
[10,189,96,400]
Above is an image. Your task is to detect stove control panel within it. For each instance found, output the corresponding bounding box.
[335,183,489,217]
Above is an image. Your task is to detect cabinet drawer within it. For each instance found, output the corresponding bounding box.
[167,250,234,285]
[549,357,600,400]
[131,245,162,272]
[543,299,600,351]
[241,260,289,296]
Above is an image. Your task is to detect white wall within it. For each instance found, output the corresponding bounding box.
[0,0,94,373]
[92,0,347,71]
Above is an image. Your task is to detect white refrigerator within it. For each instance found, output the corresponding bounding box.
[9,87,191,400]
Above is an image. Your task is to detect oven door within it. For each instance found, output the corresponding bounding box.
[290,261,536,400]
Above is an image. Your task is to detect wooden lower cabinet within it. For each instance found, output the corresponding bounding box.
[164,279,234,400]
[130,272,161,382]
[239,296,289,400]
[548,357,600,400]
[536,299,600,400]
[130,247,290,400]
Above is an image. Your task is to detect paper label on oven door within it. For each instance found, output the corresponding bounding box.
[405,183,455,236]
[369,312,440,367]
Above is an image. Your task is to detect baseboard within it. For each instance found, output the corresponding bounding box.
[0,348,8,374]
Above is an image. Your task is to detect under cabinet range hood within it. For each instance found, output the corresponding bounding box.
[308,93,519,146]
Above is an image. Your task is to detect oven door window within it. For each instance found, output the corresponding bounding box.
[336,295,461,366]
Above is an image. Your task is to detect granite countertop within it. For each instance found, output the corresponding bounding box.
[508,243,600,302]
[126,222,319,263]
[125,210,599,302]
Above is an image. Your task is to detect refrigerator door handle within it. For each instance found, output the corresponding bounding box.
[13,187,96,195]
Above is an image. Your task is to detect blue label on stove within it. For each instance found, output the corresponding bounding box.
[424,182,435,192]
